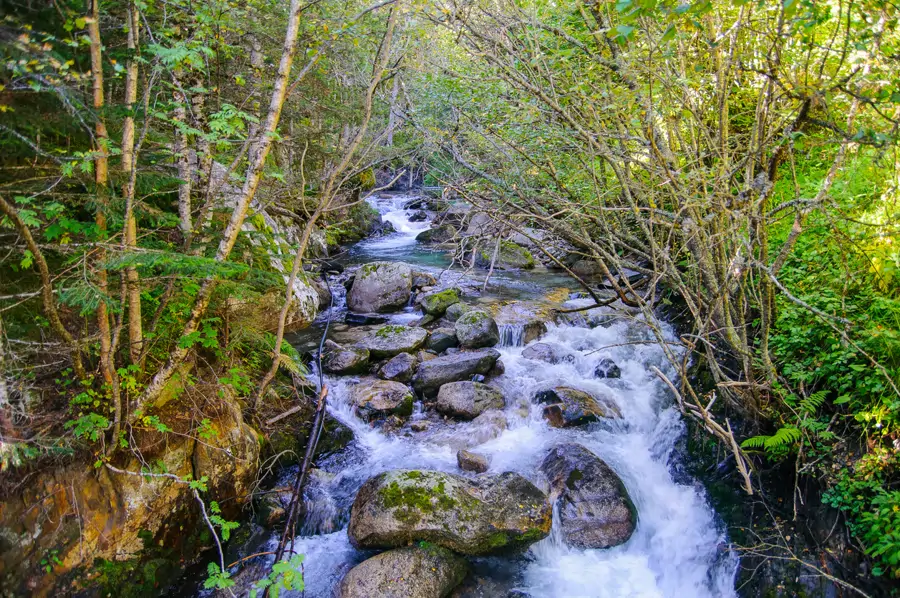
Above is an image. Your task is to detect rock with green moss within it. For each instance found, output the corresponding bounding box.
[474,240,536,270]
[411,349,501,397]
[348,261,413,313]
[338,544,468,598]
[455,310,500,348]
[348,470,552,555]
[358,325,428,358]
[444,302,472,322]
[540,443,636,548]
[436,382,504,420]
[351,380,415,422]
[421,288,461,316]
[416,224,456,245]
[322,339,369,375]
[535,386,621,428]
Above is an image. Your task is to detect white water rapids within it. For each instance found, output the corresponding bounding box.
[247,194,738,597]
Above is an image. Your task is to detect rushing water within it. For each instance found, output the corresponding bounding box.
[225,193,738,597]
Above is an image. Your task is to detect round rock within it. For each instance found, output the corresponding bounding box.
[455,310,500,349]
[348,262,412,313]
[436,382,505,420]
[338,545,468,598]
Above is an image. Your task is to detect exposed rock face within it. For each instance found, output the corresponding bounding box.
[357,325,428,358]
[351,380,415,422]
[338,545,468,598]
[436,382,505,420]
[444,302,471,322]
[322,339,369,374]
[421,288,461,316]
[594,358,621,379]
[535,386,622,428]
[455,310,500,349]
[411,349,501,397]
[416,224,456,245]
[474,240,535,270]
[457,450,489,473]
[522,342,575,365]
[426,328,459,353]
[540,443,636,549]
[378,352,419,382]
[347,470,552,555]
[229,286,318,334]
[0,395,260,595]
[348,261,412,313]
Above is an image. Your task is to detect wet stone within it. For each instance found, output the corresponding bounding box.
[594,357,621,379]
[457,450,489,473]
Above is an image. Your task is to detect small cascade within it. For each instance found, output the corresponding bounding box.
[498,323,526,347]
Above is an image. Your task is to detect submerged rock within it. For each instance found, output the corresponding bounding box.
[351,380,414,422]
[540,443,636,549]
[358,325,428,358]
[348,261,412,313]
[321,339,369,375]
[535,386,621,428]
[521,342,575,365]
[457,450,489,473]
[409,210,428,222]
[455,310,500,348]
[378,352,418,382]
[411,349,501,397]
[348,470,552,555]
[421,288,461,316]
[436,382,505,420]
[426,328,459,353]
[338,545,468,598]
[593,357,621,379]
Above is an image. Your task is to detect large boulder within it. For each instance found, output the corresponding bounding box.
[411,349,501,397]
[338,545,468,598]
[357,325,428,359]
[540,443,636,548]
[322,340,369,375]
[348,262,412,313]
[350,380,414,422]
[474,240,535,270]
[521,342,575,365]
[535,386,621,428]
[378,352,418,382]
[436,382,505,420]
[416,224,456,245]
[455,311,500,349]
[421,288,461,316]
[348,470,552,555]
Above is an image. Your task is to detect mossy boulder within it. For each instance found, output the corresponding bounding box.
[357,325,428,358]
[411,349,501,397]
[421,288,461,316]
[347,470,552,555]
[540,443,636,548]
[444,302,472,322]
[455,310,500,349]
[474,240,535,270]
[436,382,505,420]
[416,224,456,245]
[348,261,412,313]
[322,339,369,375]
[350,380,415,422]
[535,386,622,428]
[338,544,468,598]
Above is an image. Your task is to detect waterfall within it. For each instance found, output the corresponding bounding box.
[499,323,526,347]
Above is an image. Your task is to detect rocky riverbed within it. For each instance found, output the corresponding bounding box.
[203,192,738,598]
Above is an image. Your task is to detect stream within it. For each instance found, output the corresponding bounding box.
[215,193,738,597]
